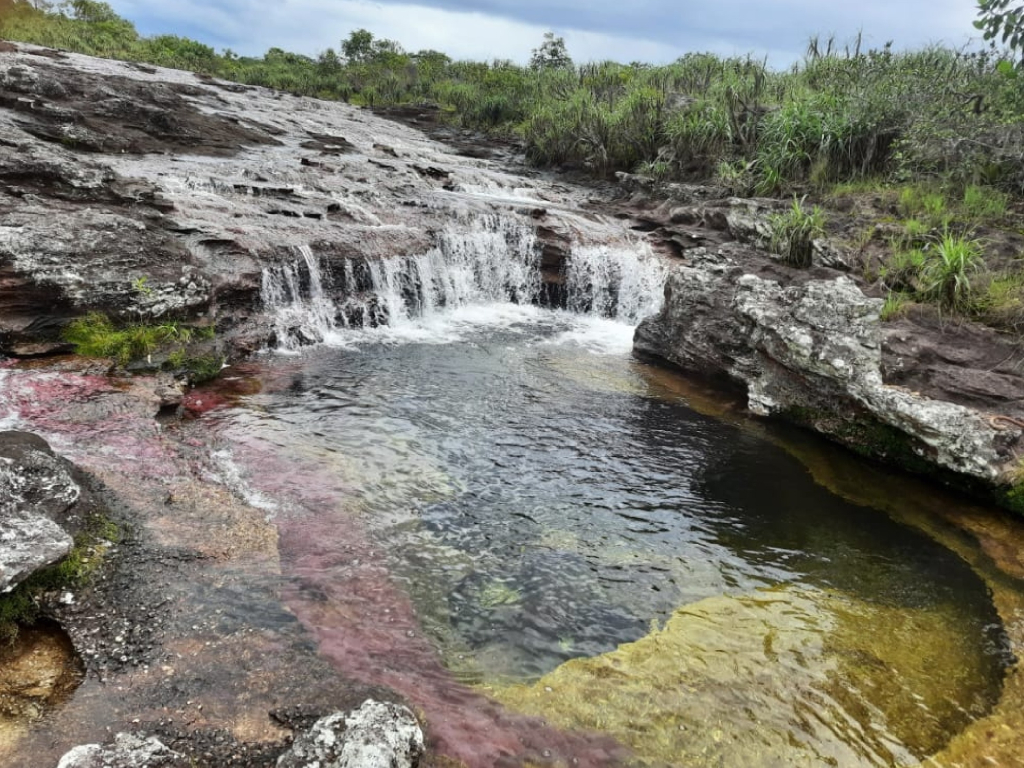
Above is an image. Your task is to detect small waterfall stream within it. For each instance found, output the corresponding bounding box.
[259,213,666,349]
[260,244,340,350]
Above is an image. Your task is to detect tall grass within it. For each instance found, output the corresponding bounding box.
[3,1,1024,194]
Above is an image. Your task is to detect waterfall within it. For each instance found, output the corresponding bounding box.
[358,214,540,327]
[259,214,667,350]
[564,243,667,323]
[261,244,340,350]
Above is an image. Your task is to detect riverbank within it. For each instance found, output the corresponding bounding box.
[2,40,1024,768]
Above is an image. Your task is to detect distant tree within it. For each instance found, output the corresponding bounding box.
[317,46,342,75]
[64,0,119,23]
[975,0,1024,62]
[341,28,374,62]
[529,31,572,70]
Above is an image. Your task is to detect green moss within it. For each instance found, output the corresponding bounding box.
[63,312,217,372]
[0,513,123,645]
[782,405,937,477]
[997,480,1024,517]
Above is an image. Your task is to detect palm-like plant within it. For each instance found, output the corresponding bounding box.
[919,230,984,312]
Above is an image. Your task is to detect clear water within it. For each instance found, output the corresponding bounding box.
[200,307,1011,767]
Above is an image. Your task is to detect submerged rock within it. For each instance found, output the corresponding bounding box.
[492,587,1002,767]
[56,733,186,768]
[0,431,78,592]
[277,699,424,768]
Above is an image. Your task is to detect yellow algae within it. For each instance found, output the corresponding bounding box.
[628,361,1024,767]
[488,587,998,767]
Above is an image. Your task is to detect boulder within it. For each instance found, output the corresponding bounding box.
[0,431,78,592]
[277,699,424,768]
[57,733,186,768]
[635,248,1019,491]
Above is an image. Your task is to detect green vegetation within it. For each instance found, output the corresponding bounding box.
[62,311,210,366]
[878,231,986,318]
[62,311,219,384]
[768,196,825,267]
[919,230,985,312]
[976,1,1024,64]
[0,512,122,645]
[880,291,910,321]
[3,2,1023,195]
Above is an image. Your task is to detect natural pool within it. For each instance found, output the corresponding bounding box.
[197,304,1014,767]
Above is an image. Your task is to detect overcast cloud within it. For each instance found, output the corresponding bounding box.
[106,0,983,66]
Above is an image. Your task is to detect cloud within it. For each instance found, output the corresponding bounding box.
[106,0,983,66]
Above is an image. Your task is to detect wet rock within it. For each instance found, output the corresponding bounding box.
[276,699,424,768]
[0,45,617,357]
[57,733,187,768]
[635,249,1018,490]
[0,431,78,592]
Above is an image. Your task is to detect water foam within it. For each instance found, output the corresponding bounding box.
[259,213,666,354]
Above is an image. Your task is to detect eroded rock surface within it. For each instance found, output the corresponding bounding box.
[635,246,1023,496]
[57,733,186,768]
[277,700,424,768]
[0,42,632,356]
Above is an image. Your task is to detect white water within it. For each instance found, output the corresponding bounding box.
[260,213,666,353]
[564,243,667,324]
[261,244,344,350]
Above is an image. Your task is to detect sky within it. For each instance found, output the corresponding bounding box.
[104,0,984,67]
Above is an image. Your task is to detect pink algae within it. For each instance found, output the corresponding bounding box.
[211,430,627,768]
[0,364,629,767]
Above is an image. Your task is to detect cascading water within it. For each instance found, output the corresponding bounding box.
[260,244,339,350]
[258,212,667,350]
[564,242,667,323]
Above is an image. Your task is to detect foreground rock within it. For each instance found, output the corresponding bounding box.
[54,701,423,768]
[0,431,81,592]
[635,244,1024,508]
[277,700,424,768]
[57,733,186,768]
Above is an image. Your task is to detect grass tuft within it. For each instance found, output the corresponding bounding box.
[768,196,826,267]
[918,230,985,313]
